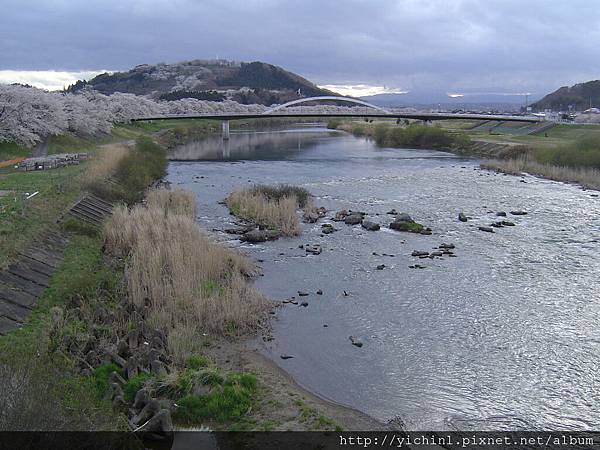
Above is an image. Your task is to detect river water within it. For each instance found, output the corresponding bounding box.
[167,125,600,431]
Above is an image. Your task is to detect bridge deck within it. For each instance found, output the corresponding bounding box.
[131,112,543,123]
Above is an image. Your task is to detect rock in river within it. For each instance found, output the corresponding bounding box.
[349,336,363,348]
[303,206,327,223]
[240,229,280,243]
[439,243,455,249]
[478,226,495,233]
[390,219,425,233]
[496,211,507,217]
[510,210,528,216]
[298,291,309,296]
[412,250,429,257]
[361,220,380,231]
[395,212,413,222]
[321,223,337,234]
[333,210,349,221]
[280,354,294,360]
[501,220,515,226]
[458,212,468,222]
[305,244,322,255]
[344,214,364,225]
[376,264,386,270]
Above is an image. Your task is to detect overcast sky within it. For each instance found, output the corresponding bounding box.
[1,0,599,96]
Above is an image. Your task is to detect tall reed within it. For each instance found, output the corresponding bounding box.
[226,185,308,236]
[103,188,270,359]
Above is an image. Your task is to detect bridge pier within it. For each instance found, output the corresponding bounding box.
[222,120,230,140]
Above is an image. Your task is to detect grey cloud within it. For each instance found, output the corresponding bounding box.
[1,0,599,94]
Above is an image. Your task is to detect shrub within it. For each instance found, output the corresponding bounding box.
[351,122,471,150]
[326,119,341,129]
[91,363,122,398]
[87,137,167,204]
[123,372,152,402]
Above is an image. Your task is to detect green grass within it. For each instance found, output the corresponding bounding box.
[48,133,98,155]
[174,372,257,423]
[62,217,99,237]
[0,141,30,161]
[91,363,123,398]
[534,135,600,168]
[0,165,85,267]
[124,119,220,133]
[186,355,210,370]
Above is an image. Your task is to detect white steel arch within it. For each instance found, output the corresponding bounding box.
[263,96,392,115]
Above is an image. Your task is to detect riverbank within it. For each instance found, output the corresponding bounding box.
[166,125,600,429]
[0,123,385,434]
[331,119,600,190]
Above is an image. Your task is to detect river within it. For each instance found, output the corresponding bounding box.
[166,124,600,431]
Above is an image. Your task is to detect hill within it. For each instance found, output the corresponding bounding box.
[67,60,333,105]
[532,80,600,112]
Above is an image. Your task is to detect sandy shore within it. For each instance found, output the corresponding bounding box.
[204,336,390,431]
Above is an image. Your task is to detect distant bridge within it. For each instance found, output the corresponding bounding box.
[130,95,544,139]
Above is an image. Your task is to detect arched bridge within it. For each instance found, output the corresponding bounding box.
[130,95,544,139]
[263,95,393,114]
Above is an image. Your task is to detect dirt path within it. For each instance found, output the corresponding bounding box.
[32,136,49,157]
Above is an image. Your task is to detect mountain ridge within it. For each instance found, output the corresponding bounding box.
[532,80,600,111]
[67,59,334,105]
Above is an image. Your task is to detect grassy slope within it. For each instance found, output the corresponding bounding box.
[0,230,123,430]
[0,165,84,268]
[0,122,192,267]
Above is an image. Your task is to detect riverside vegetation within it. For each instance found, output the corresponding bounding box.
[330,119,600,190]
[0,121,350,434]
[481,135,600,190]
[329,120,472,151]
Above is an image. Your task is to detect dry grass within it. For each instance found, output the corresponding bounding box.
[83,143,131,185]
[226,188,301,236]
[481,158,600,190]
[103,188,270,357]
[146,188,197,218]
